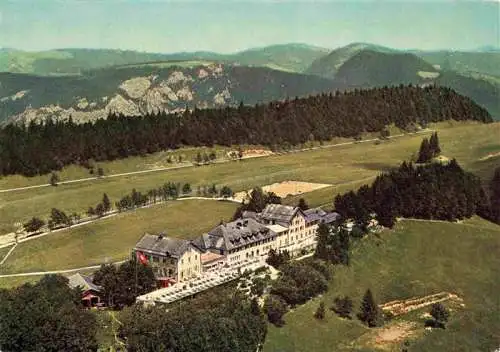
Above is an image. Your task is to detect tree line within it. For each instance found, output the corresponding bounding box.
[22,182,234,234]
[0,85,492,176]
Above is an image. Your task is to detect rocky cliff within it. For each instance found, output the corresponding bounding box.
[0,63,336,125]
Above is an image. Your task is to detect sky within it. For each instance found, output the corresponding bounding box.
[0,0,498,53]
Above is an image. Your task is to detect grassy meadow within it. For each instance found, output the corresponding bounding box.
[0,200,236,275]
[264,218,500,352]
[1,121,499,235]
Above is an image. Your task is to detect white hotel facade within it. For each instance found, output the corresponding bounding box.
[134,204,340,288]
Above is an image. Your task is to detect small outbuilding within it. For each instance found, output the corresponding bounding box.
[68,273,102,308]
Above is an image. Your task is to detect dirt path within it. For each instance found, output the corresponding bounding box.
[0,244,17,265]
[0,130,433,194]
[0,260,127,278]
[0,197,240,250]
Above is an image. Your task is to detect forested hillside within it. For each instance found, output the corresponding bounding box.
[334,50,437,87]
[0,85,492,176]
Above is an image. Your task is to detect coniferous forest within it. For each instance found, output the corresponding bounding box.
[0,85,492,176]
[334,160,492,227]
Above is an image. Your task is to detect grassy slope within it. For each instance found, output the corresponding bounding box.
[1,122,499,235]
[264,218,500,352]
[0,200,236,275]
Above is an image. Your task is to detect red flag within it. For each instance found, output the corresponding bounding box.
[136,251,148,265]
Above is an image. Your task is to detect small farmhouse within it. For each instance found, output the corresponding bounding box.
[68,273,102,308]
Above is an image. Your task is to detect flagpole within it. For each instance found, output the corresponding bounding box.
[135,251,138,297]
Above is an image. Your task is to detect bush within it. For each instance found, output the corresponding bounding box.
[425,319,446,329]
[250,277,267,297]
[23,217,45,233]
[314,301,326,320]
[332,295,353,319]
[264,294,288,327]
[270,261,328,306]
[430,303,449,324]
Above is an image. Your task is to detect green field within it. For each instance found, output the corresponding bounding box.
[0,245,13,262]
[264,218,500,352]
[1,122,499,236]
[0,200,236,275]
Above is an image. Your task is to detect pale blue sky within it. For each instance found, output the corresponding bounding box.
[0,0,498,53]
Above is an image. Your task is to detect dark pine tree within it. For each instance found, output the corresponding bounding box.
[429,132,441,157]
[297,198,309,211]
[102,193,111,212]
[417,138,433,163]
[357,289,383,327]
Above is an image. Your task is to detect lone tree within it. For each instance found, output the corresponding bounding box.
[182,183,192,194]
[357,289,383,327]
[49,172,59,186]
[49,208,70,228]
[314,301,326,320]
[195,152,203,165]
[209,151,217,161]
[87,206,95,217]
[417,138,433,163]
[297,198,309,211]
[24,217,45,233]
[203,152,210,164]
[429,132,441,157]
[95,203,105,217]
[220,185,233,198]
[332,295,353,319]
[102,193,111,212]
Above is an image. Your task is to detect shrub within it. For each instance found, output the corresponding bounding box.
[332,295,353,319]
[314,301,326,320]
[264,294,288,327]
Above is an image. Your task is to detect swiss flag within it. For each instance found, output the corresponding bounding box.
[136,251,149,265]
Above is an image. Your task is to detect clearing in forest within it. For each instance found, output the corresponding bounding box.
[233,180,332,202]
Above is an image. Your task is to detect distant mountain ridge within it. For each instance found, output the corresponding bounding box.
[305,46,500,120]
[0,44,329,76]
[1,42,499,124]
[0,64,336,125]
